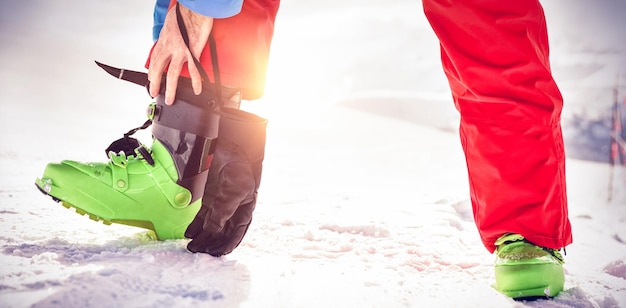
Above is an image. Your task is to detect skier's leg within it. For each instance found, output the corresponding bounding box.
[422,0,571,299]
[422,0,571,253]
[152,0,278,256]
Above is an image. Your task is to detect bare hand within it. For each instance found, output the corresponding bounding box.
[148,4,213,105]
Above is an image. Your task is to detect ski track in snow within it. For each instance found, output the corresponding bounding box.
[1,0,626,307]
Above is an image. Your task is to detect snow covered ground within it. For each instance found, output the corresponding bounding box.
[1,0,625,307]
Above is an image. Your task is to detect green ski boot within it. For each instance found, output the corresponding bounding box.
[35,84,220,240]
[493,233,565,299]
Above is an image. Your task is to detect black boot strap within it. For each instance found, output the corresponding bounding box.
[104,119,155,165]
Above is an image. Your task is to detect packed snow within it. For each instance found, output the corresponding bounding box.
[1,0,625,307]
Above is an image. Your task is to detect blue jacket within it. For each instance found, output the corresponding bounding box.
[152,0,244,41]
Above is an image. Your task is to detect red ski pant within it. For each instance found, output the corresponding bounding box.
[423,0,572,252]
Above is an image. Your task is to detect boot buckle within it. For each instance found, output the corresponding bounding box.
[146,102,160,121]
[108,152,130,192]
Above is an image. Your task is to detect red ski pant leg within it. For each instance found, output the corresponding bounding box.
[422,0,572,252]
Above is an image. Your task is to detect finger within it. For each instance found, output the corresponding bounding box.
[165,57,184,105]
[186,231,214,254]
[184,207,208,239]
[187,58,203,95]
[148,49,167,98]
